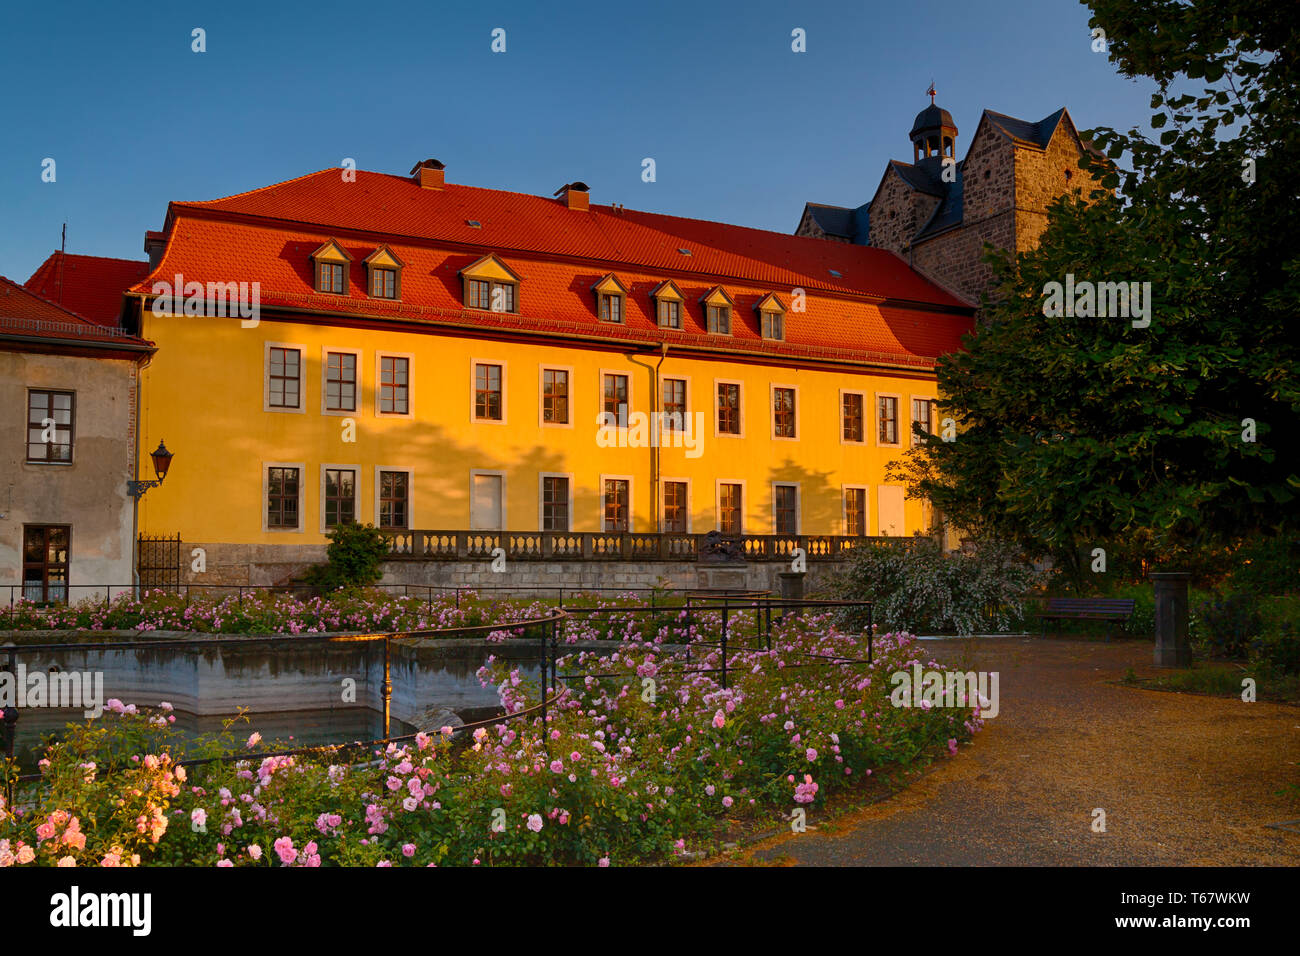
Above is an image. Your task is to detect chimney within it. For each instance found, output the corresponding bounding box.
[410,158,446,189]
[143,230,166,269]
[554,181,589,211]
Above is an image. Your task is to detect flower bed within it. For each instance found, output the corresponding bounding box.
[0,613,985,867]
[1,589,665,638]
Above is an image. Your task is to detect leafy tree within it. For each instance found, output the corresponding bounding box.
[892,0,1299,582]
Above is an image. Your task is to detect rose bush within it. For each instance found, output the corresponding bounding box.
[1,612,984,866]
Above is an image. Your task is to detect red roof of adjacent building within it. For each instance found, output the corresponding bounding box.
[131,168,974,367]
[26,251,151,328]
[0,275,150,349]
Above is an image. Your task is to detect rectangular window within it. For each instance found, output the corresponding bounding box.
[761,311,784,340]
[844,488,866,536]
[468,279,490,310]
[542,369,569,424]
[378,470,409,529]
[267,467,300,529]
[371,268,397,299]
[26,390,74,463]
[599,293,623,323]
[707,305,731,335]
[774,484,798,534]
[662,378,686,431]
[494,283,516,313]
[717,382,741,435]
[324,468,356,528]
[773,387,796,438]
[663,481,688,532]
[317,262,344,294]
[268,347,302,408]
[542,476,570,531]
[719,483,742,534]
[469,280,516,313]
[378,356,409,414]
[878,396,899,444]
[657,299,681,329]
[603,373,628,422]
[911,398,936,444]
[324,352,357,412]
[603,479,630,532]
[475,363,503,421]
[22,525,69,604]
[843,393,864,442]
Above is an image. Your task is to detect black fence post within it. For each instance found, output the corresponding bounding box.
[539,620,549,730]
[721,599,729,690]
[382,636,392,741]
[867,603,874,664]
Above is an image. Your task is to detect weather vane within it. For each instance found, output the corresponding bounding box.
[927,81,937,104]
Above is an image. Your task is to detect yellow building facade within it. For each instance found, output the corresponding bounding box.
[126,165,973,582]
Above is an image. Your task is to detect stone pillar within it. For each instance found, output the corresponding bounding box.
[1151,572,1192,668]
[778,571,805,617]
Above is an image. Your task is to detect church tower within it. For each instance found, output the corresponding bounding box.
[910,85,958,181]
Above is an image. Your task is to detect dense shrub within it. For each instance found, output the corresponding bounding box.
[1195,592,1263,659]
[834,535,1039,635]
[304,523,390,592]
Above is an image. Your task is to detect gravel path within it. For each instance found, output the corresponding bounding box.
[732,636,1300,866]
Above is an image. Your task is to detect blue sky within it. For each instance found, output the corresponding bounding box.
[0,0,1152,284]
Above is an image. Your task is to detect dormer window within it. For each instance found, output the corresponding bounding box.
[460,254,521,314]
[650,280,685,330]
[311,239,352,295]
[755,293,786,341]
[364,245,404,300]
[701,287,733,335]
[592,274,628,324]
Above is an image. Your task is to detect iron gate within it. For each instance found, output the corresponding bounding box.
[137,533,182,593]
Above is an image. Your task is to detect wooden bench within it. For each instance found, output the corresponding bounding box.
[1037,598,1135,641]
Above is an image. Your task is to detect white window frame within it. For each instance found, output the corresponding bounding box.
[715,478,746,534]
[263,342,306,414]
[598,367,634,430]
[660,476,693,533]
[471,358,508,425]
[841,484,870,536]
[769,383,800,442]
[320,346,363,416]
[713,378,745,439]
[538,364,575,429]
[538,472,575,532]
[909,393,938,448]
[599,474,635,532]
[374,351,414,419]
[839,388,867,445]
[875,391,903,448]
[319,463,362,534]
[771,481,801,535]
[659,374,691,434]
[262,461,305,533]
[373,466,415,531]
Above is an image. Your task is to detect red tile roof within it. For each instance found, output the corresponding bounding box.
[25,252,150,328]
[0,275,150,349]
[132,169,974,367]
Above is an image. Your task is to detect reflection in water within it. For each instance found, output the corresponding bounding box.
[2,636,537,772]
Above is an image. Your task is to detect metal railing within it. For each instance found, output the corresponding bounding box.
[1,593,874,805]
